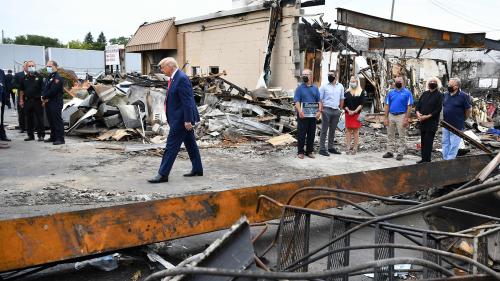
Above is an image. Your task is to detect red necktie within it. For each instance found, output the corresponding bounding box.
[164,78,172,113]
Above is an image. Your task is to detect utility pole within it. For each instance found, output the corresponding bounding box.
[390,0,395,20]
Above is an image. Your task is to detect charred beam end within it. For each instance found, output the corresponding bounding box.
[485,38,500,52]
[336,8,486,46]
[440,120,493,155]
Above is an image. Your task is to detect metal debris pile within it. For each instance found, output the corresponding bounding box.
[63,72,298,145]
[62,82,157,142]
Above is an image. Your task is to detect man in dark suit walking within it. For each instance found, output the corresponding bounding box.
[148,57,203,183]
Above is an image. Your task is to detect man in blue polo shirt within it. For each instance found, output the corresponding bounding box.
[442,78,471,160]
[383,76,414,161]
[294,69,322,159]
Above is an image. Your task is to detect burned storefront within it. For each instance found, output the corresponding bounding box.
[126,18,178,74]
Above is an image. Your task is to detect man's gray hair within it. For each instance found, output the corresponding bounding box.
[450,77,461,87]
[48,60,58,67]
[158,57,178,68]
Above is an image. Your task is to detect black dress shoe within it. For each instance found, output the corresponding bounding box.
[0,137,11,142]
[38,137,45,142]
[53,140,65,145]
[24,137,35,141]
[382,152,394,158]
[318,150,330,157]
[148,174,169,183]
[328,148,341,154]
[44,138,55,143]
[183,171,203,177]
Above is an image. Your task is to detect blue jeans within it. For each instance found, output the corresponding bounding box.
[441,128,461,160]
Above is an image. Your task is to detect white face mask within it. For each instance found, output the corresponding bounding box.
[349,82,357,88]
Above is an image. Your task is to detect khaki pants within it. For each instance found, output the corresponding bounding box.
[386,113,406,155]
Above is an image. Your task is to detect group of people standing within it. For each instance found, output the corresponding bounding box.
[293,69,366,159]
[0,60,66,145]
[293,69,471,163]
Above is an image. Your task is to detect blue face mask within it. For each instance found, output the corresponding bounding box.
[28,66,35,73]
[46,67,53,74]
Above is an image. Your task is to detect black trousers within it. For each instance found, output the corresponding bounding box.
[420,129,437,162]
[17,96,25,130]
[0,94,6,139]
[25,98,45,138]
[4,91,11,108]
[46,101,64,141]
[297,117,317,155]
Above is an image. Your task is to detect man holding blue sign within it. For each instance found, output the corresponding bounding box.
[294,69,322,159]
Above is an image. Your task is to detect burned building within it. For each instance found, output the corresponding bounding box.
[126,18,178,74]
[452,49,500,95]
[127,1,305,91]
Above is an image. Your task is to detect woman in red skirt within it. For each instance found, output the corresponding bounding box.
[343,76,366,154]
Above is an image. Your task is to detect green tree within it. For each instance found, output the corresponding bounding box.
[13,35,63,47]
[67,40,93,50]
[95,32,106,50]
[2,37,14,44]
[109,36,130,46]
[84,32,94,45]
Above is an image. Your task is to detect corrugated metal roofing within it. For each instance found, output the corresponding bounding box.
[126,18,175,52]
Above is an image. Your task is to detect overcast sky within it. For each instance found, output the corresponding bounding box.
[1,0,499,44]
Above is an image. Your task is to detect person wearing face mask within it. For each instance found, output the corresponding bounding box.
[441,78,472,160]
[41,60,65,145]
[294,69,322,159]
[318,71,344,156]
[343,76,365,155]
[383,76,414,161]
[415,77,443,163]
[19,61,45,141]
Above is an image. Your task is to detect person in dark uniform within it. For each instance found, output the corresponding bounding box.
[14,62,28,132]
[5,70,14,109]
[19,61,45,141]
[0,69,11,141]
[41,60,65,145]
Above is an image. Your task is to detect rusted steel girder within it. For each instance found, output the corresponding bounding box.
[369,37,500,51]
[0,155,490,273]
[336,8,489,49]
